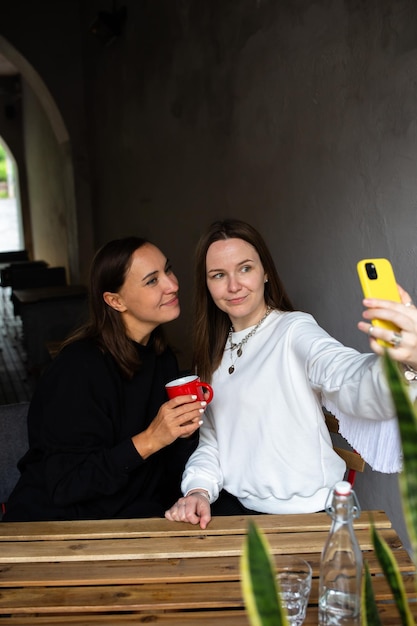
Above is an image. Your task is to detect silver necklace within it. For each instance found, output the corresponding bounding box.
[227,306,272,375]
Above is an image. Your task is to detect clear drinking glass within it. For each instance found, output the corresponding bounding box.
[276,555,312,626]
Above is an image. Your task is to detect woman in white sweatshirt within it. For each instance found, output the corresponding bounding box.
[166,219,417,528]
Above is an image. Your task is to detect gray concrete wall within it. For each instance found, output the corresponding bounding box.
[82,0,417,367]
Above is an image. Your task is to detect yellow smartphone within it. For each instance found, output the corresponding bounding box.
[356,258,401,347]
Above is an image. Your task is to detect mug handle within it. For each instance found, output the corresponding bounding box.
[199,382,214,403]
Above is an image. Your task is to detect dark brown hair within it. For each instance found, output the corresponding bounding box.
[63,237,167,379]
[193,219,294,381]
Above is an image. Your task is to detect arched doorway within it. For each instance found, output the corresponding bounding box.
[0,36,80,281]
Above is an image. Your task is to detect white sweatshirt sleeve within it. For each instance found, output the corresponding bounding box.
[181,406,224,502]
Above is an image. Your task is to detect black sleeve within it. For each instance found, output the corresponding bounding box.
[27,343,144,507]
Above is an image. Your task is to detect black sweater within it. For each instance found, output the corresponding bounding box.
[3,338,197,521]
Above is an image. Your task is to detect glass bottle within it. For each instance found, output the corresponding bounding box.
[318,480,363,625]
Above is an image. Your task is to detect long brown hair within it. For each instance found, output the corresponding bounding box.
[193,219,294,381]
[63,237,167,379]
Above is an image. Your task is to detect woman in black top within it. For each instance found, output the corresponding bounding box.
[3,237,204,521]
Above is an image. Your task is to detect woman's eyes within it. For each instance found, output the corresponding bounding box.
[210,266,252,280]
[146,266,174,286]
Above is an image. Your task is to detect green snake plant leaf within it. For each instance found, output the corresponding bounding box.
[382,351,417,561]
[241,520,289,626]
[361,561,383,626]
[371,523,415,626]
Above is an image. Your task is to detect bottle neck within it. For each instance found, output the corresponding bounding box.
[326,491,361,524]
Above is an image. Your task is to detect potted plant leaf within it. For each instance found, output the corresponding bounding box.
[362,352,417,626]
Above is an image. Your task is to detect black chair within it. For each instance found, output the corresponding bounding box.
[0,250,29,264]
[10,266,67,317]
[324,411,366,486]
[0,260,49,288]
[10,265,66,291]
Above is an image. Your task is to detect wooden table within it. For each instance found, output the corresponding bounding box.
[0,512,415,625]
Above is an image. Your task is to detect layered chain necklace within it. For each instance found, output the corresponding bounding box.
[227,306,272,374]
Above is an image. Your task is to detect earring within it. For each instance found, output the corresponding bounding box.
[264,278,268,283]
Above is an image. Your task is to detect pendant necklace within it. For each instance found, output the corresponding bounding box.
[227,306,272,375]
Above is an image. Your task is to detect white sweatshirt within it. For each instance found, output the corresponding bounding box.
[182,310,406,514]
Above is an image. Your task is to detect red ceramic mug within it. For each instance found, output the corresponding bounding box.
[165,375,214,404]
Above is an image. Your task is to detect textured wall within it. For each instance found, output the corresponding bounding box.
[82,0,417,367]
[23,83,69,271]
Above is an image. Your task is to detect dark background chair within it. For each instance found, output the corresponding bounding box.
[0,260,48,289]
[0,250,29,264]
[9,265,65,291]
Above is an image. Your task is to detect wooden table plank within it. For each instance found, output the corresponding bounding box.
[0,549,413,587]
[0,527,403,564]
[0,606,412,626]
[0,611,253,625]
[0,581,244,613]
[0,511,391,541]
[0,575,415,615]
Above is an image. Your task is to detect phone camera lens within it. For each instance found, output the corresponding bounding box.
[365,263,378,280]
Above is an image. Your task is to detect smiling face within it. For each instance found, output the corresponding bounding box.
[103,243,180,343]
[205,238,268,331]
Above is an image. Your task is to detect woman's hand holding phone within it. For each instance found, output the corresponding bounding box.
[357,258,417,371]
